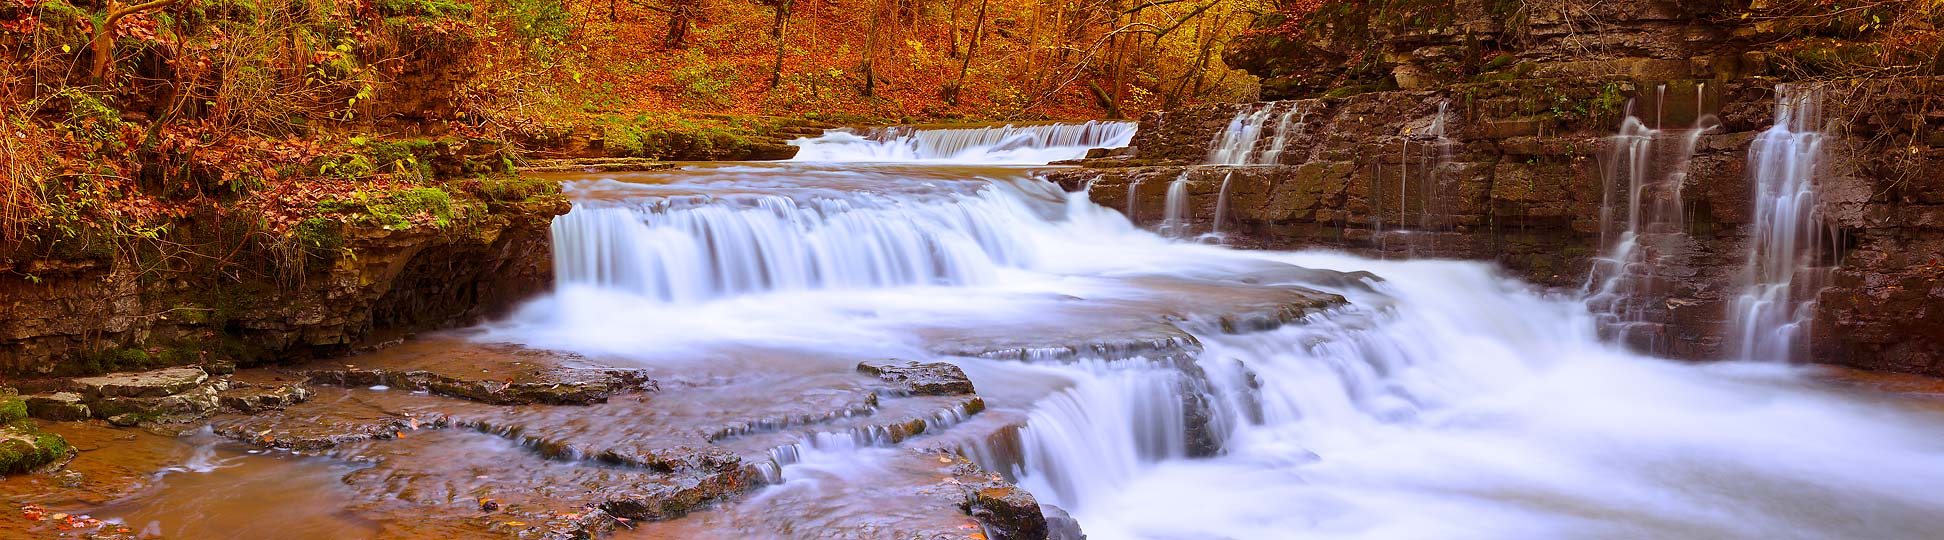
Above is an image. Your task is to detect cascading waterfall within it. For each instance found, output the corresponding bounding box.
[1160,171,1193,238]
[789,121,1137,163]
[1584,97,1716,349]
[550,186,1045,303]
[1207,101,1312,165]
[1383,101,1457,256]
[1732,86,1832,362]
[1210,170,1235,238]
[495,118,1944,540]
[1007,359,1193,508]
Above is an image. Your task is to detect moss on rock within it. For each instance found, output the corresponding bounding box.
[0,391,74,474]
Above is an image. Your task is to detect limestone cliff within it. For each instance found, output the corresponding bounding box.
[1051,0,1944,375]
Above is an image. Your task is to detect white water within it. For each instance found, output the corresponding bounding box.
[1207,101,1311,165]
[1160,171,1192,238]
[788,121,1136,164]
[487,122,1944,540]
[1585,101,1717,349]
[1733,88,1832,363]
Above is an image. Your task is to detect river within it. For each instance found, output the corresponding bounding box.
[37,122,1944,540]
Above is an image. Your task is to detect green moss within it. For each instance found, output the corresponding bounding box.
[0,435,69,474]
[293,217,345,251]
[1,409,73,473]
[376,187,454,228]
[374,0,474,18]
[460,176,560,203]
[363,139,441,181]
[0,394,26,424]
[63,347,170,376]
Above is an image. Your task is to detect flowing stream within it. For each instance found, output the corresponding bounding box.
[48,122,1944,540]
[499,123,1944,540]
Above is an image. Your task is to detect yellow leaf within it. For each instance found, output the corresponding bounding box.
[61,44,71,53]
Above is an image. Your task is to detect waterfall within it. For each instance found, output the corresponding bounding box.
[1584,100,1716,350]
[550,186,1049,303]
[1210,171,1235,238]
[1010,359,1193,508]
[1732,87,1831,362]
[1160,171,1192,238]
[789,121,1137,163]
[488,143,1944,540]
[1206,102,1311,165]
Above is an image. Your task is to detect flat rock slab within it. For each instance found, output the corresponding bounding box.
[208,387,435,450]
[69,367,210,399]
[293,338,655,405]
[22,392,90,422]
[330,429,759,540]
[218,383,314,414]
[858,361,976,396]
[922,272,1346,362]
[619,450,1041,540]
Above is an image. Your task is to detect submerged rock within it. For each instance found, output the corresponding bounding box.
[218,383,315,413]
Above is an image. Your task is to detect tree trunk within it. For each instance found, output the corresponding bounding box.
[768,0,792,89]
[860,0,885,97]
[664,0,698,48]
[942,0,987,105]
[89,0,184,83]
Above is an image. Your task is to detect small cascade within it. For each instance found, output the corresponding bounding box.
[1209,170,1235,238]
[1585,94,1717,350]
[1004,359,1196,508]
[1258,103,1311,165]
[1733,86,1833,362]
[1124,176,1144,222]
[1206,101,1312,165]
[1160,171,1193,238]
[1384,101,1458,256]
[550,187,1048,303]
[789,121,1137,163]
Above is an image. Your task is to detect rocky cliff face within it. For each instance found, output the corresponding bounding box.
[1050,0,1944,375]
[0,193,568,376]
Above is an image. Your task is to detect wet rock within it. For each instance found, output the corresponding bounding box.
[23,392,91,421]
[7,367,236,424]
[0,424,73,474]
[953,459,1049,540]
[295,340,657,406]
[0,392,73,474]
[88,379,224,421]
[859,360,977,395]
[208,387,443,450]
[302,366,653,406]
[333,429,759,538]
[1042,504,1086,540]
[219,383,315,413]
[595,467,764,521]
